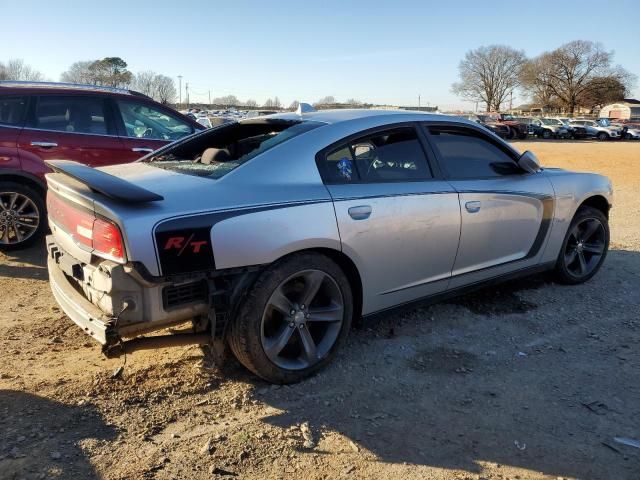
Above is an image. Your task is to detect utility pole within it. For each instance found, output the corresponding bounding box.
[208,89,211,105]
[418,94,421,109]
[185,82,189,109]
[177,75,182,107]
[509,91,513,111]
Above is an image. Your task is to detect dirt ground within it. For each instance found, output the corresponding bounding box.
[1,141,639,480]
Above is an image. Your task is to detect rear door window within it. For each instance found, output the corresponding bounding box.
[0,96,27,126]
[32,96,112,135]
[321,127,432,184]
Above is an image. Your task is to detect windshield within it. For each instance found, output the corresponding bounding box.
[144,119,323,180]
[541,118,562,126]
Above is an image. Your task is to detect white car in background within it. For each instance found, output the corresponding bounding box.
[570,120,621,141]
[196,116,213,128]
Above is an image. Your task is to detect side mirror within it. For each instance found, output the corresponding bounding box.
[518,150,541,173]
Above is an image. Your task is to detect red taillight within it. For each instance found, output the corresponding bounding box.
[92,217,124,261]
[47,193,125,262]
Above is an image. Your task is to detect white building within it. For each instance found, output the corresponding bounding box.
[599,99,640,120]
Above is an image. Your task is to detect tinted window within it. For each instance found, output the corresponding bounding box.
[428,126,521,179]
[117,100,192,141]
[322,127,431,184]
[0,96,27,126]
[33,96,109,134]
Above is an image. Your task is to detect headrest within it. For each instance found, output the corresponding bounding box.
[201,148,231,164]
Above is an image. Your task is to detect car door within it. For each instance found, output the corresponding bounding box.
[18,94,120,172]
[0,95,27,171]
[113,98,196,162]
[318,125,461,315]
[423,123,555,289]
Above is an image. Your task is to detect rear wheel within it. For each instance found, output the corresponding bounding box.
[597,132,609,141]
[228,252,353,383]
[554,206,609,284]
[542,129,552,139]
[0,182,46,251]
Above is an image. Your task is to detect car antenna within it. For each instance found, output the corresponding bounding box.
[296,103,316,115]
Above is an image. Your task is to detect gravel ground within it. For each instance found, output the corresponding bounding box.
[0,141,639,480]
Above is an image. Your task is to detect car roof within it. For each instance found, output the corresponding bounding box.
[263,108,448,125]
[0,81,150,99]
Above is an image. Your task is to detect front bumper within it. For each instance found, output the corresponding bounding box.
[47,236,210,348]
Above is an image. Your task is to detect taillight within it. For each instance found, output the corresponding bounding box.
[47,193,125,262]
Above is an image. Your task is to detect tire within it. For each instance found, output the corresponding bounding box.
[518,131,528,140]
[542,129,552,139]
[0,181,46,251]
[227,252,354,383]
[507,127,516,140]
[554,206,609,285]
[597,132,609,141]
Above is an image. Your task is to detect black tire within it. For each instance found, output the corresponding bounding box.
[597,132,609,141]
[0,181,46,251]
[542,129,552,139]
[227,252,353,383]
[518,131,528,140]
[554,206,609,285]
[507,127,516,140]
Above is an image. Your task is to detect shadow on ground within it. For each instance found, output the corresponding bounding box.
[256,250,640,479]
[0,390,116,480]
[0,240,48,281]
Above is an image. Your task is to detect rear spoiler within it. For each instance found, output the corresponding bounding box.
[46,160,163,203]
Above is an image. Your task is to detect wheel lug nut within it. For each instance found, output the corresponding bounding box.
[289,322,295,328]
[305,313,310,318]
[290,309,296,315]
[301,304,305,310]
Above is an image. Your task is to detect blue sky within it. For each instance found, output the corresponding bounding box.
[3,0,639,109]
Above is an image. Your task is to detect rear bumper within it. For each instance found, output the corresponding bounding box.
[47,249,114,345]
[47,236,210,348]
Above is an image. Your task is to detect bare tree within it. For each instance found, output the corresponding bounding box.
[345,98,362,105]
[133,70,156,97]
[244,99,258,107]
[60,61,95,84]
[520,41,634,114]
[315,96,336,105]
[289,100,300,110]
[213,95,239,107]
[451,45,526,111]
[0,62,7,80]
[153,75,176,104]
[2,59,44,81]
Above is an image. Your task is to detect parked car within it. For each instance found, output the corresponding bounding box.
[196,116,213,128]
[529,118,577,139]
[569,119,621,141]
[462,114,509,138]
[0,81,204,250]
[553,118,588,139]
[484,113,529,139]
[623,123,640,140]
[45,109,612,383]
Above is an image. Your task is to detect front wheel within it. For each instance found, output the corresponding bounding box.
[554,206,609,285]
[597,132,609,141]
[228,252,353,383]
[0,182,46,251]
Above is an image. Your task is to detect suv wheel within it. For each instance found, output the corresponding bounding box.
[554,206,609,285]
[0,182,46,251]
[542,129,552,139]
[228,252,353,384]
[597,132,609,141]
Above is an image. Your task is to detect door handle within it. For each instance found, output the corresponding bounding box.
[348,205,372,220]
[465,201,481,213]
[30,141,58,148]
[132,147,154,153]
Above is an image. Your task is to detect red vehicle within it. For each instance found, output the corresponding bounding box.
[483,113,529,139]
[0,81,204,249]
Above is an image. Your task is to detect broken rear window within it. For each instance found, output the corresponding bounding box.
[143,119,323,179]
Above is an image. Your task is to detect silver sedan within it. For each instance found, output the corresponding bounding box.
[45,107,612,383]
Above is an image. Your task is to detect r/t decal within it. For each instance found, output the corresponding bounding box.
[164,234,208,255]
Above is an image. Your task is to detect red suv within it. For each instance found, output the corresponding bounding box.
[0,81,203,250]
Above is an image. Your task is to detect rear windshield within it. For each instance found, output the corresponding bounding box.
[143,119,323,179]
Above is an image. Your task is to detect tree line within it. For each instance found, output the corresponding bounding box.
[452,40,636,113]
[1,57,177,105]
